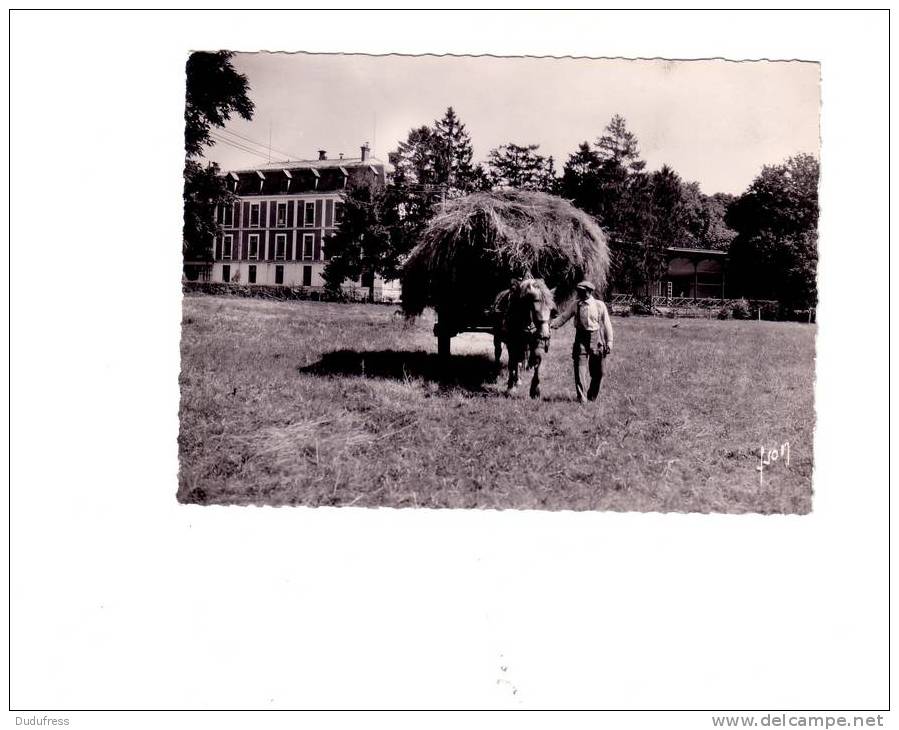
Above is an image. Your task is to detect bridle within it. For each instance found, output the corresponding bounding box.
[507,279,552,353]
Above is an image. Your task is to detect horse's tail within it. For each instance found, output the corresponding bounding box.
[492,288,511,312]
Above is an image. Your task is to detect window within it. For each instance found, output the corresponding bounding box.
[304,201,315,227]
[275,234,287,260]
[302,233,315,261]
[321,234,331,261]
[247,234,260,260]
[222,203,234,227]
[302,265,312,287]
[276,202,287,228]
[275,265,284,285]
[249,202,261,228]
[221,265,231,283]
[248,265,257,284]
[333,201,345,225]
[222,235,233,260]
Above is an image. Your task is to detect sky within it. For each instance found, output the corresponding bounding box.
[205,53,820,196]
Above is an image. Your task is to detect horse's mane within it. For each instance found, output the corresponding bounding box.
[518,278,555,309]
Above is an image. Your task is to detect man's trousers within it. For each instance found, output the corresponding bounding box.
[572,329,606,402]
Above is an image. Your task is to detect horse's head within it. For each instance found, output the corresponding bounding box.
[518,278,555,350]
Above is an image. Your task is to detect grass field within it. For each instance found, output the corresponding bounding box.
[178,295,816,513]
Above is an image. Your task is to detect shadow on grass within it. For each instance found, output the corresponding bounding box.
[299,349,498,392]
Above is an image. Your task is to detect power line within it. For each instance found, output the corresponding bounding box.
[215,127,303,161]
[210,131,281,159]
[209,135,272,161]
[218,127,293,155]
[208,132,276,162]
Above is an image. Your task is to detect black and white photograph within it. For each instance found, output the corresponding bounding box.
[179,52,820,513]
[9,10,889,722]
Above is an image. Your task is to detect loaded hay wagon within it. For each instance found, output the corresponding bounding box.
[400,189,610,358]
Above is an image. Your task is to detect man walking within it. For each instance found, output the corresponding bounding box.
[551,280,614,403]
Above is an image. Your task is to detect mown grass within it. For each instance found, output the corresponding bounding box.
[178,295,815,513]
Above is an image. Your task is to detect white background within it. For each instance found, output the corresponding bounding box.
[6,8,891,726]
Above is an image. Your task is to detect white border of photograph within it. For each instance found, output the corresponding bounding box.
[8,8,890,725]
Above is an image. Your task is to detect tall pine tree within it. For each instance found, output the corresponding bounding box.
[432,106,477,195]
[596,114,646,172]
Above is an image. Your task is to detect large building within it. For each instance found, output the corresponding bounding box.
[187,144,398,298]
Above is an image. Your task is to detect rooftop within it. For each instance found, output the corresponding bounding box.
[666,246,728,256]
[226,156,387,175]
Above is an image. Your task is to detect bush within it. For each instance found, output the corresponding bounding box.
[631,300,653,316]
[717,306,732,320]
[730,298,751,320]
[756,301,780,320]
[181,281,400,306]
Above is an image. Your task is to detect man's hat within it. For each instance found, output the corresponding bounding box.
[576,280,595,291]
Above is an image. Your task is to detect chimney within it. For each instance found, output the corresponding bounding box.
[360,143,370,162]
[318,150,327,161]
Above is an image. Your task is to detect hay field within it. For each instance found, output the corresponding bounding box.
[178,295,815,513]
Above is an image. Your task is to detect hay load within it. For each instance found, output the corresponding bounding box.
[401,190,610,329]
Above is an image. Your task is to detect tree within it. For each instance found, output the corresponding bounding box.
[541,156,560,194]
[643,165,688,289]
[184,51,255,158]
[560,141,602,212]
[322,182,411,302]
[432,107,478,195]
[726,153,819,308]
[559,116,648,243]
[684,190,737,251]
[391,108,480,197]
[391,125,439,187]
[183,160,229,262]
[486,143,555,191]
[606,165,695,295]
[183,51,254,263]
[558,118,651,292]
[596,114,646,172]
[387,108,485,251]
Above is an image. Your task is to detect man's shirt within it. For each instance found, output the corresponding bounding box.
[554,296,614,348]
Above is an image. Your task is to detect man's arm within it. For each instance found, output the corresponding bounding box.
[551,301,575,329]
[601,301,614,352]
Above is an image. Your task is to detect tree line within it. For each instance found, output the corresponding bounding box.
[325,106,818,309]
[182,53,818,309]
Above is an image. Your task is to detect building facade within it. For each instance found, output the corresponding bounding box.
[655,246,728,299]
[187,144,399,299]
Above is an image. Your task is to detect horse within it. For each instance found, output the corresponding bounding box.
[491,277,555,398]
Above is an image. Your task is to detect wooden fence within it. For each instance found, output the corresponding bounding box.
[607,293,814,322]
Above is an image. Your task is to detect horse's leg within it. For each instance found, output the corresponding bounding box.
[506,342,521,393]
[529,350,542,399]
[506,359,518,392]
[493,332,503,378]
